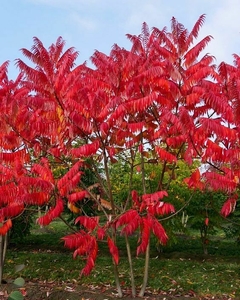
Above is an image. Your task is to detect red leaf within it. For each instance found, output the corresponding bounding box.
[126,92,158,113]
[140,191,170,214]
[0,203,24,219]
[203,171,236,193]
[81,238,98,276]
[20,177,53,194]
[73,245,88,257]
[67,190,88,203]
[58,172,82,197]
[200,118,236,141]
[70,112,92,135]
[131,190,140,207]
[65,234,98,276]
[184,169,204,190]
[107,237,119,265]
[138,144,144,153]
[151,218,168,245]
[32,158,54,183]
[62,231,88,249]
[166,135,187,148]
[0,219,12,235]
[128,122,145,133]
[0,183,18,203]
[37,198,64,226]
[137,217,151,255]
[155,202,175,216]
[0,149,30,164]
[142,191,168,204]
[100,122,109,137]
[22,191,50,206]
[57,160,83,196]
[97,227,105,240]
[107,147,116,158]
[75,216,99,231]
[71,140,100,157]
[155,146,177,163]
[221,198,237,217]
[108,103,126,125]
[116,209,139,227]
[116,209,141,236]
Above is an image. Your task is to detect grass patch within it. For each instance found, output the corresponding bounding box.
[4,217,240,298]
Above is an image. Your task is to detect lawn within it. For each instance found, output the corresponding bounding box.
[2,217,240,299]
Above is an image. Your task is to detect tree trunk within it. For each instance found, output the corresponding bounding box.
[139,141,149,297]
[200,225,208,255]
[103,150,122,296]
[0,233,8,284]
[125,234,136,297]
[139,242,150,297]
[113,259,123,298]
[0,235,3,284]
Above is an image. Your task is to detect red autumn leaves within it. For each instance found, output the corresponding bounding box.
[1,14,240,281]
[62,189,175,275]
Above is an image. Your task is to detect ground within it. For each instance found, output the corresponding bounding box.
[0,281,233,300]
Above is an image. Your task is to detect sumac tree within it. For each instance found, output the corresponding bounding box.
[0,14,239,298]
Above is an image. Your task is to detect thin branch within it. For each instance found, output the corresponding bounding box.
[80,180,109,219]
[58,215,78,233]
[160,193,194,221]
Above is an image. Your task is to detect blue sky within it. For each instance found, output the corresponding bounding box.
[2,0,240,78]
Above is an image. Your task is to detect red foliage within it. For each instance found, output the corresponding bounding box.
[116,209,141,236]
[131,190,140,207]
[80,237,98,276]
[67,190,88,203]
[75,216,99,231]
[184,169,204,190]
[22,191,50,206]
[151,217,168,245]
[155,147,177,163]
[0,149,30,165]
[71,140,100,157]
[155,202,175,216]
[116,190,174,256]
[141,191,169,211]
[57,160,83,196]
[0,219,12,235]
[221,198,237,217]
[97,227,105,240]
[62,231,98,276]
[62,231,88,249]
[0,203,24,219]
[203,171,237,193]
[108,237,119,264]
[37,198,64,226]
[137,217,151,255]
[2,15,240,281]
[32,158,54,184]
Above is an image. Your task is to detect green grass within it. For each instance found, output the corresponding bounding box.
[4,218,240,298]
